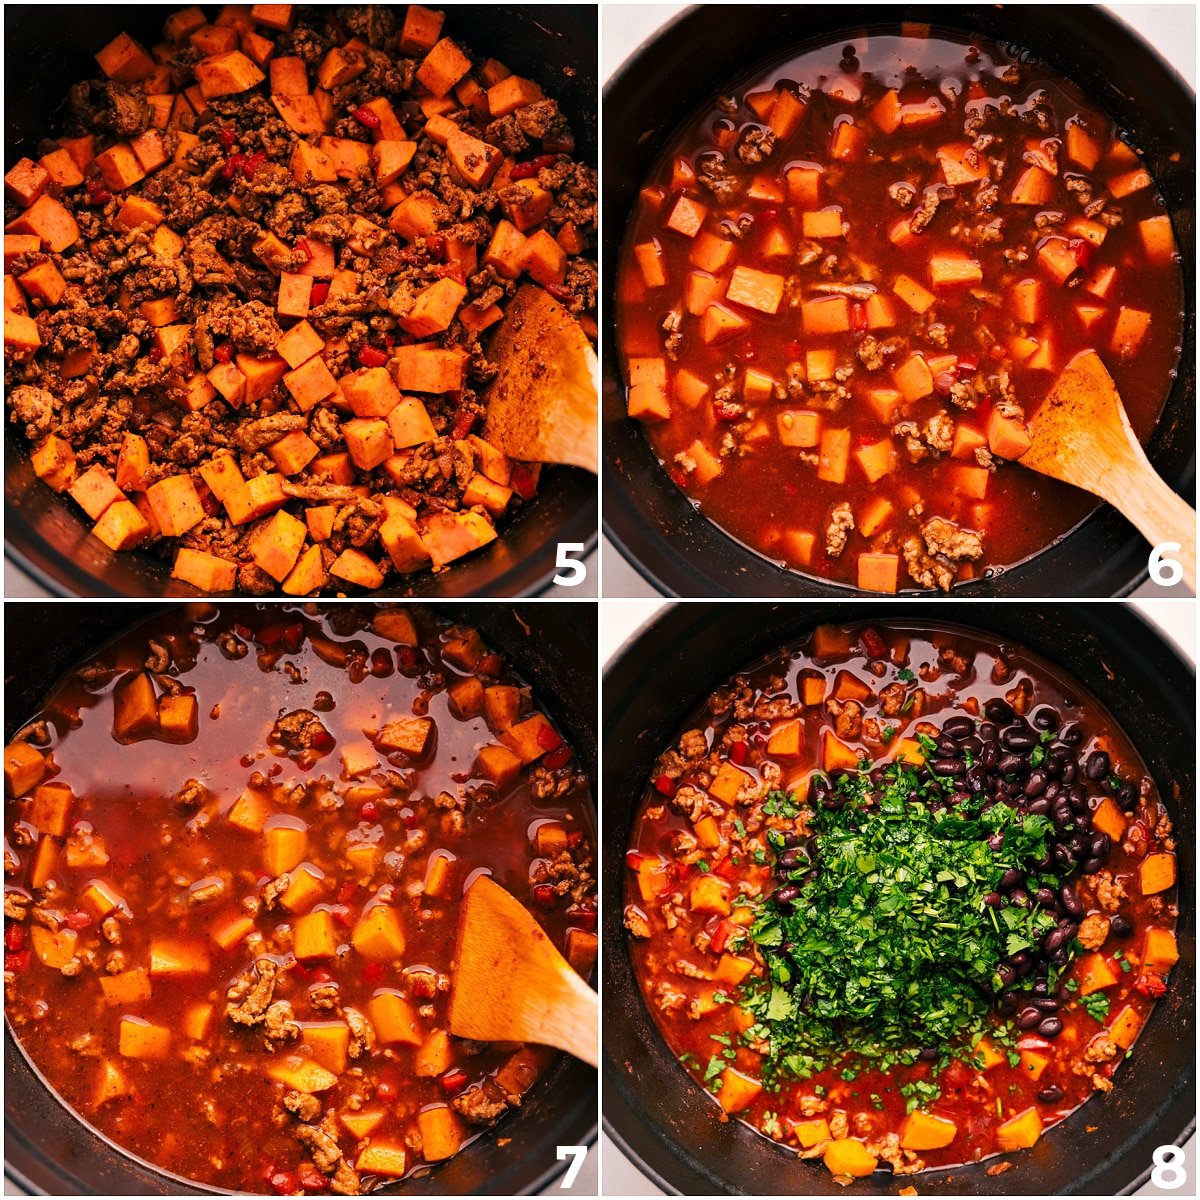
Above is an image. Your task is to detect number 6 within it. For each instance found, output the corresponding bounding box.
[1149,542,1183,587]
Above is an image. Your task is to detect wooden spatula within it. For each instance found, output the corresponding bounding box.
[446,874,598,1067]
[1019,349,1195,591]
[483,284,598,474]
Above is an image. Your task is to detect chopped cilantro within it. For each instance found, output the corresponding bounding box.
[762,790,801,819]
[697,860,710,873]
[704,1055,725,1086]
[733,818,747,839]
[881,725,897,743]
[1080,992,1111,1022]
[897,668,916,683]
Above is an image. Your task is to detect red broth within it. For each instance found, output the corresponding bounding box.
[624,621,1178,1180]
[5,604,595,1194]
[616,30,1184,592]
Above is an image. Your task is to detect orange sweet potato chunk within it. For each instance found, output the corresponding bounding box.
[172,547,237,592]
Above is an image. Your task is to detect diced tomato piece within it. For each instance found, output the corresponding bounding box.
[222,152,248,180]
[66,910,93,931]
[5,923,26,952]
[269,1170,299,1195]
[312,969,333,984]
[352,105,382,130]
[6,949,30,973]
[625,849,647,870]
[450,409,477,439]
[729,741,748,765]
[363,961,385,985]
[509,463,538,500]
[714,399,744,421]
[299,1165,327,1193]
[654,774,676,796]
[309,281,330,306]
[476,653,503,677]
[359,800,380,821]
[214,340,235,363]
[217,126,236,150]
[713,857,738,880]
[710,918,739,953]
[371,648,394,678]
[1134,973,1167,999]
[532,883,556,908]
[566,903,597,930]
[566,830,584,849]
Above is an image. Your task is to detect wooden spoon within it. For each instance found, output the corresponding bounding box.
[1019,349,1195,591]
[446,874,598,1067]
[483,284,598,474]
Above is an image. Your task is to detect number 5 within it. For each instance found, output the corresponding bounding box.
[554,542,587,587]
[557,1145,587,1189]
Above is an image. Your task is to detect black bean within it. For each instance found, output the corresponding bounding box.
[1032,997,1061,1013]
[1052,803,1073,832]
[983,890,1003,908]
[1024,770,1048,797]
[996,963,1017,988]
[1110,915,1133,937]
[997,752,1025,775]
[932,757,965,776]
[1017,1007,1042,1029]
[980,742,1000,770]
[1038,1017,1063,1038]
[936,736,959,756]
[777,849,804,870]
[1068,833,1090,858]
[1074,810,1092,834]
[1053,844,1075,870]
[1002,727,1037,752]
[1032,706,1060,731]
[1061,762,1077,785]
[1033,979,1050,996]
[1000,869,1023,890]
[1057,919,1078,940]
[1085,750,1110,781]
[1060,722,1083,746]
[998,993,1018,1016]
[978,721,999,742]
[1117,782,1137,811]
[1091,832,1111,858]
[774,884,801,906]
[1025,799,1049,820]
[1044,928,1069,955]
[943,716,974,739]
[1035,887,1057,908]
[1009,950,1031,969]
[966,766,987,794]
[1051,946,1069,966]
[868,766,889,786]
[1038,1084,1065,1104]
[985,697,1014,724]
[1079,856,1103,874]
[962,736,984,755]
[985,833,1004,852]
[1043,781,1061,802]
[1060,885,1084,918]
[781,832,802,848]
[1033,851,1053,872]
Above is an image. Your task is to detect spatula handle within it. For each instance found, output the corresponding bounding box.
[1115,446,1196,592]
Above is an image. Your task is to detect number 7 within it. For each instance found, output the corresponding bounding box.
[557,1145,587,1189]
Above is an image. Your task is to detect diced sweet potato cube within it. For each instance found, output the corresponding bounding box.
[195,50,266,97]
[113,671,159,740]
[329,548,385,589]
[893,273,935,313]
[267,1055,338,1093]
[1037,236,1082,285]
[347,900,406,963]
[445,129,501,189]
[801,208,844,239]
[420,509,496,570]
[518,228,567,288]
[282,357,337,414]
[854,438,898,484]
[172,547,237,592]
[398,277,466,337]
[245,509,305,581]
[18,261,66,306]
[893,353,934,402]
[777,408,821,448]
[119,1017,171,1060]
[367,989,423,1046]
[341,417,393,470]
[987,409,1032,460]
[416,37,471,97]
[315,135,371,179]
[236,352,289,401]
[290,140,336,184]
[1111,307,1151,358]
[207,361,247,407]
[28,781,73,837]
[1140,852,1176,895]
[31,436,77,493]
[277,271,313,319]
[39,147,85,190]
[271,93,327,135]
[4,158,50,208]
[157,693,198,742]
[501,180,552,233]
[371,138,417,188]
[929,252,982,287]
[190,24,239,55]
[4,310,40,355]
[1138,215,1176,263]
[801,294,851,334]
[474,742,522,791]
[1143,926,1178,972]
[496,712,554,766]
[96,32,157,82]
[1010,165,1054,205]
[99,967,152,1007]
[726,265,784,315]
[858,552,899,594]
[280,543,325,596]
[276,321,325,371]
[487,74,544,117]
[93,500,152,551]
[270,55,309,95]
[391,345,466,394]
[665,194,707,239]
[996,1107,1043,1151]
[1065,120,1102,171]
[146,474,204,537]
[224,472,286,525]
[417,1106,466,1162]
[69,465,124,521]
[8,195,80,252]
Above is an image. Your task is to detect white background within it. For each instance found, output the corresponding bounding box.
[600,2,1198,601]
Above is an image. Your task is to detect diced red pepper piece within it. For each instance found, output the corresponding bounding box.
[710,918,739,954]
[729,741,747,765]
[543,746,572,770]
[363,961,385,985]
[439,1068,468,1093]
[860,627,888,660]
[356,344,390,369]
[311,730,336,753]
[476,653,503,677]
[309,281,329,306]
[376,1080,397,1101]
[293,238,312,264]
[217,126,236,150]
[510,154,556,180]
[532,883,556,908]
[566,903,597,930]
[1134,973,1168,999]
[359,800,380,821]
[624,849,646,870]
[653,774,676,796]
[298,1166,327,1193]
[509,463,538,500]
[66,910,93,931]
[6,949,30,973]
[536,723,564,752]
[352,105,382,131]
[450,410,476,439]
[85,176,112,206]
[5,923,26,952]
[544,282,572,303]
[214,340,235,364]
[243,151,268,178]
[269,1170,299,1196]
[222,152,248,180]
[714,399,744,422]
[280,622,304,654]
[566,830,584,849]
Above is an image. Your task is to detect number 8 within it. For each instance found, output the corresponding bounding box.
[1151,1144,1186,1189]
